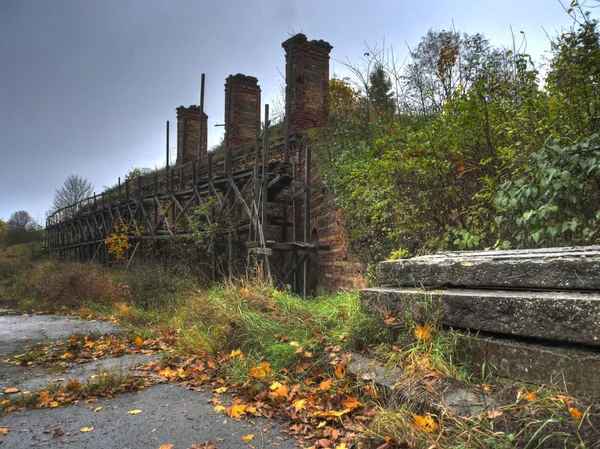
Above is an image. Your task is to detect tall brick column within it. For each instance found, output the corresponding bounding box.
[176,105,208,166]
[282,34,333,133]
[224,74,261,148]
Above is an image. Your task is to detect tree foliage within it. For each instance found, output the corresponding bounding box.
[5,211,43,246]
[314,12,600,265]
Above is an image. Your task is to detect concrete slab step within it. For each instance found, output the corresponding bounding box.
[347,353,496,417]
[378,247,600,290]
[361,287,600,347]
[462,335,600,396]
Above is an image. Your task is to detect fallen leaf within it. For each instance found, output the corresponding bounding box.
[289,341,300,347]
[215,387,228,394]
[52,428,64,438]
[128,409,142,415]
[230,349,243,358]
[0,427,9,435]
[49,401,60,408]
[334,362,346,379]
[486,409,503,419]
[249,362,271,379]
[67,379,81,390]
[569,407,583,421]
[335,444,347,449]
[412,414,438,433]
[94,407,102,412]
[79,426,94,433]
[294,399,307,411]
[342,396,361,410]
[242,433,254,441]
[414,325,432,342]
[3,387,20,394]
[230,404,247,418]
[319,379,333,391]
[135,336,143,347]
[524,392,538,402]
[60,352,73,359]
[158,445,174,449]
[214,405,225,412]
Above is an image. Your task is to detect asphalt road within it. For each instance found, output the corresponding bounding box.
[0,311,298,449]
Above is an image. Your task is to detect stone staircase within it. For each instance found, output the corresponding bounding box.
[360,247,600,396]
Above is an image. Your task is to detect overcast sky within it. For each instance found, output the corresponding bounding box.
[0,0,595,223]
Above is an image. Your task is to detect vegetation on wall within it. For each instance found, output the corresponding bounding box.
[313,7,600,265]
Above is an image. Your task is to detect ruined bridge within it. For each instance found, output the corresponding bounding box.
[45,34,364,295]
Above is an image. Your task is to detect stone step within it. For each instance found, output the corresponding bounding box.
[360,287,600,347]
[347,353,496,417]
[378,247,600,290]
[462,335,600,396]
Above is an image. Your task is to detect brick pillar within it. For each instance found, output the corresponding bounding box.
[224,74,261,147]
[282,34,333,134]
[176,105,208,166]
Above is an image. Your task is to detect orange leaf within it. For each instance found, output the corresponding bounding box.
[242,433,254,441]
[412,414,438,433]
[342,396,361,410]
[134,336,143,347]
[0,427,9,435]
[249,362,271,379]
[158,445,174,449]
[414,325,432,342]
[524,392,538,402]
[318,379,333,391]
[569,407,583,421]
[269,382,289,398]
[334,362,346,379]
[3,387,20,394]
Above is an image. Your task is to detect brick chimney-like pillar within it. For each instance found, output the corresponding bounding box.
[224,74,261,148]
[282,34,333,134]
[176,105,208,166]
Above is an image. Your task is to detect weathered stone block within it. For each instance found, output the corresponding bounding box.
[378,247,600,290]
[360,287,600,347]
[463,335,600,396]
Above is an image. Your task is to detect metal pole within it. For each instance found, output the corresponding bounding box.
[166,121,170,174]
[198,73,205,160]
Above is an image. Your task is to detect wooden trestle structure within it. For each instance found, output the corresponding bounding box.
[46,114,322,296]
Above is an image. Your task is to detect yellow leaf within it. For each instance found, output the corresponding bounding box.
[242,433,254,441]
[289,341,300,347]
[60,352,73,359]
[214,405,226,412]
[314,408,351,418]
[230,404,247,418]
[294,399,307,411]
[84,337,94,348]
[569,407,583,421]
[49,401,60,408]
[239,288,251,297]
[94,407,102,412]
[158,445,174,449]
[215,387,228,394]
[134,336,143,347]
[412,414,438,433]
[269,381,283,391]
[335,444,347,449]
[3,387,20,394]
[127,409,142,415]
[0,427,9,435]
[230,349,243,358]
[414,325,432,342]
[79,426,94,433]
[316,421,326,429]
[319,378,333,391]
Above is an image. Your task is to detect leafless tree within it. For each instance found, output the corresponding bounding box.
[7,210,35,230]
[52,174,93,217]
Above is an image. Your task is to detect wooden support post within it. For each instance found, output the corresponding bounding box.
[198,73,205,160]
[208,153,215,281]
